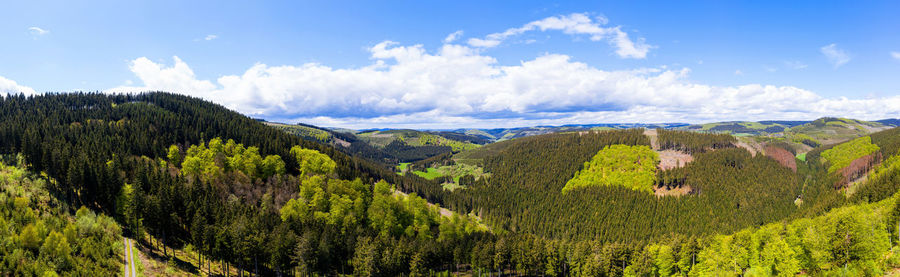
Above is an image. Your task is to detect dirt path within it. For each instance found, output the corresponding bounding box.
[125,238,136,277]
[643,129,659,150]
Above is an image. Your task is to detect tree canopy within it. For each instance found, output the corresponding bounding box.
[563,144,659,194]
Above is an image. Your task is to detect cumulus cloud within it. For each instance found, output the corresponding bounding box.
[892,51,900,61]
[28,27,49,36]
[0,76,37,96]
[821,44,850,68]
[443,30,463,43]
[109,41,900,128]
[110,57,216,95]
[467,13,652,59]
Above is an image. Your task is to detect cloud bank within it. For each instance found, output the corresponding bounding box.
[108,40,900,128]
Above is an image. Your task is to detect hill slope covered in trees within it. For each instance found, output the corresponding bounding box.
[5,92,900,275]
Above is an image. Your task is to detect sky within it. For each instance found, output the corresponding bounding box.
[1,1,900,129]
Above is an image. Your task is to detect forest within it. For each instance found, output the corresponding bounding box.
[0,157,122,275]
[562,144,659,194]
[2,92,900,275]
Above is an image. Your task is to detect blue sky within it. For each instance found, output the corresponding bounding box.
[1,1,899,128]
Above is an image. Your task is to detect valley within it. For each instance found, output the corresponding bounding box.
[3,2,898,276]
[1,93,899,275]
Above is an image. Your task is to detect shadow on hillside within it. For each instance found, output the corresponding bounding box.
[135,238,200,275]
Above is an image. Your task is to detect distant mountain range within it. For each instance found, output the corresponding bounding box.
[307,118,899,143]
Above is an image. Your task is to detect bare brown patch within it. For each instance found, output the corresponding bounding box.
[643,129,659,150]
[654,185,692,197]
[836,152,881,189]
[334,137,351,148]
[735,140,764,156]
[657,150,693,171]
[764,145,797,172]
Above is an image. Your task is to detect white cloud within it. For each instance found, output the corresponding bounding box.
[892,51,900,61]
[467,13,652,59]
[443,30,463,43]
[204,34,218,41]
[109,56,216,95]
[109,41,900,128]
[821,44,850,68]
[784,60,807,70]
[28,27,49,36]
[0,76,37,96]
[734,70,743,76]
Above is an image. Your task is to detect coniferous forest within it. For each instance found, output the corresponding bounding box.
[2,92,900,275]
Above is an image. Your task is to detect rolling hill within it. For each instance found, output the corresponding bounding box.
[5,92,900,275]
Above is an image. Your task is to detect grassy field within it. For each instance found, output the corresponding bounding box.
[412,167,443,179]
[400,162,486,191]
[397,162,410,175]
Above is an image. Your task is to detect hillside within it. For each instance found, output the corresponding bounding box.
[269,123,490,165]
[5,92,900,275]
[355,129,484,152]
[0,93,492,275]
[447,122,688,141]
[679,120,805,135]
[0,159,123,275]
[786,117,891,146]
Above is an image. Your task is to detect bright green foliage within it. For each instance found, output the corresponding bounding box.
[290,146,336,175]
[562,144,659,194]
[821,136,880,173]
[0,162,122,275]
[397,162,409,175]
[279,198,310,222]
[654,244,676,276]
[688,196,892,275]
[116,183,141,236]
[411,167,442,180]
[281,176,486,241]
[167,145,182,167]
[418,133,480,152]
[624,244,676,276]
[40,231,71,269]
[261,155,286,178]
[367,180,446,240]
[19,223,42,250]
[171,138,287,180]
